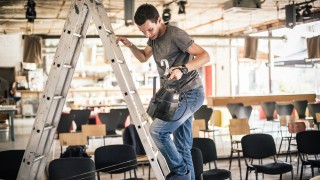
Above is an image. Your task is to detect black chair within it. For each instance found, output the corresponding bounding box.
[110,108,130,130]
[94,144,138,180]
[48,157,95,180]
[70,109,91,131]
[296,130,320,179]
[57,113,75,134]
[293,100,308,119]
[308,103,320,130]
[194,105,214,138]
[192,140,232,180]
[98,112,122,138]
[241,133,293,180]
[0,150,24,180]
[123,124,150,179]
[226,103,244,119]
[275,103,294,155]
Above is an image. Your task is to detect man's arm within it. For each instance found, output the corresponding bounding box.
[184,42,210,71]
[168,42,209,80]
[116,36,152,63]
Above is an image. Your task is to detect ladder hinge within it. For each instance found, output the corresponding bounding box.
[44,125,54,131]
[63,64,72,68]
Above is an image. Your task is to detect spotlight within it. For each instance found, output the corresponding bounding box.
[302,4,312,19]
[177,0,187,14]
[162,6,171,24]
[295,6,301,20]
[25,0,36,22]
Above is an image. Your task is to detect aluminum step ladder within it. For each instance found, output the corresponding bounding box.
[17,0,168,179]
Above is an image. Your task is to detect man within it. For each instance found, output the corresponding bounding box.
[116,4,209,180]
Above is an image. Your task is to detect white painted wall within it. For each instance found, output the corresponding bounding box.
[0,34,24,72]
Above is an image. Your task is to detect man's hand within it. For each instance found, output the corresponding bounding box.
[116,36,133,48]
[168,66,183,80]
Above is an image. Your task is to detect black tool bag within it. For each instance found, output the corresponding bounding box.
[147,87,180,121]
[60,146,90,158]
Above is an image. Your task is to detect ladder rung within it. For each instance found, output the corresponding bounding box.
[43,125,54,131]
[33,155,45,162]
[53,96,64,100]
[63,64,72,68]
[73,33,82,37]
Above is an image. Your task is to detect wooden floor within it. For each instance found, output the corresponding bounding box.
[0,117,319,180]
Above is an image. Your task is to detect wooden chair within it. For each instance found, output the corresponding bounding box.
[59,132,92,156]
[192,119,206,138]
[81,124,106,148]
[228,118,250,180]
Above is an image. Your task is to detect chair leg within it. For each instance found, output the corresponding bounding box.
[229,149,233,170]
[278,137,284,157]
[300,163,304,180]
[134,169,137,178]
[237,151,242,180]
[291,169,294,180]
[97,172,100,180]
[311,165,315,177]
[280,173,282,180]
[255,171,258,180]
[245,167,249,180]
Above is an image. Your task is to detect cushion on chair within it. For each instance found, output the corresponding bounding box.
[253,162,293,175]
[203,169,231,180]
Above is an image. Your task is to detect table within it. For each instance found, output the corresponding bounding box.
[0,108,17,141]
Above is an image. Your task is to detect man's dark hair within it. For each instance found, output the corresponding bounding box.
[134,4,159,26]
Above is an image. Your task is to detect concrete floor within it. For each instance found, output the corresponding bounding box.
[0,117,319,180]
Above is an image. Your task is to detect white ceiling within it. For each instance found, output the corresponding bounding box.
[0,0,319,36]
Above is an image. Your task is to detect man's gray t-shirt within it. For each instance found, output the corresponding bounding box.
[147,24,202,92]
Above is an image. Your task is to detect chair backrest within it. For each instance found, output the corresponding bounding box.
[110,108,130,130]
[308,103,320,123]
[57,113,75,134]
[234,105,252,119]
[94,144,137,174]
[192,119,206,138]
[59,133,87,147]
[229,119,250,136]
[194,105,213,130]
[276,103,294,116]
[241,133,276,159]
[296,130,320,155]
[193,138,218,164]
[261,101,276,120]
[123,124,146,156]
[288,121,306,134]
[293,100,308,119]
[82,124,106,137]
[49,157,95,180]
[0,150,25,180]
[191,147,203,180]
[70,109,91,131]
[226,103,244,119]
[98,112,120,135]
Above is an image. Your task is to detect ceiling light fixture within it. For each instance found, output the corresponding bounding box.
[162,6,171,24]
[162,0,187,23]
[302,4,312,19]
[25,0,36,22]
[177,0,187,14]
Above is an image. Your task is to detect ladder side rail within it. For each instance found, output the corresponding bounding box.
[87,1,168,179]
[94,3,170,176]
[33,7,93,180]
[17,1,91,179]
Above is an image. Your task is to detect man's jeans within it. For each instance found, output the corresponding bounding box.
[149,85,205,180]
